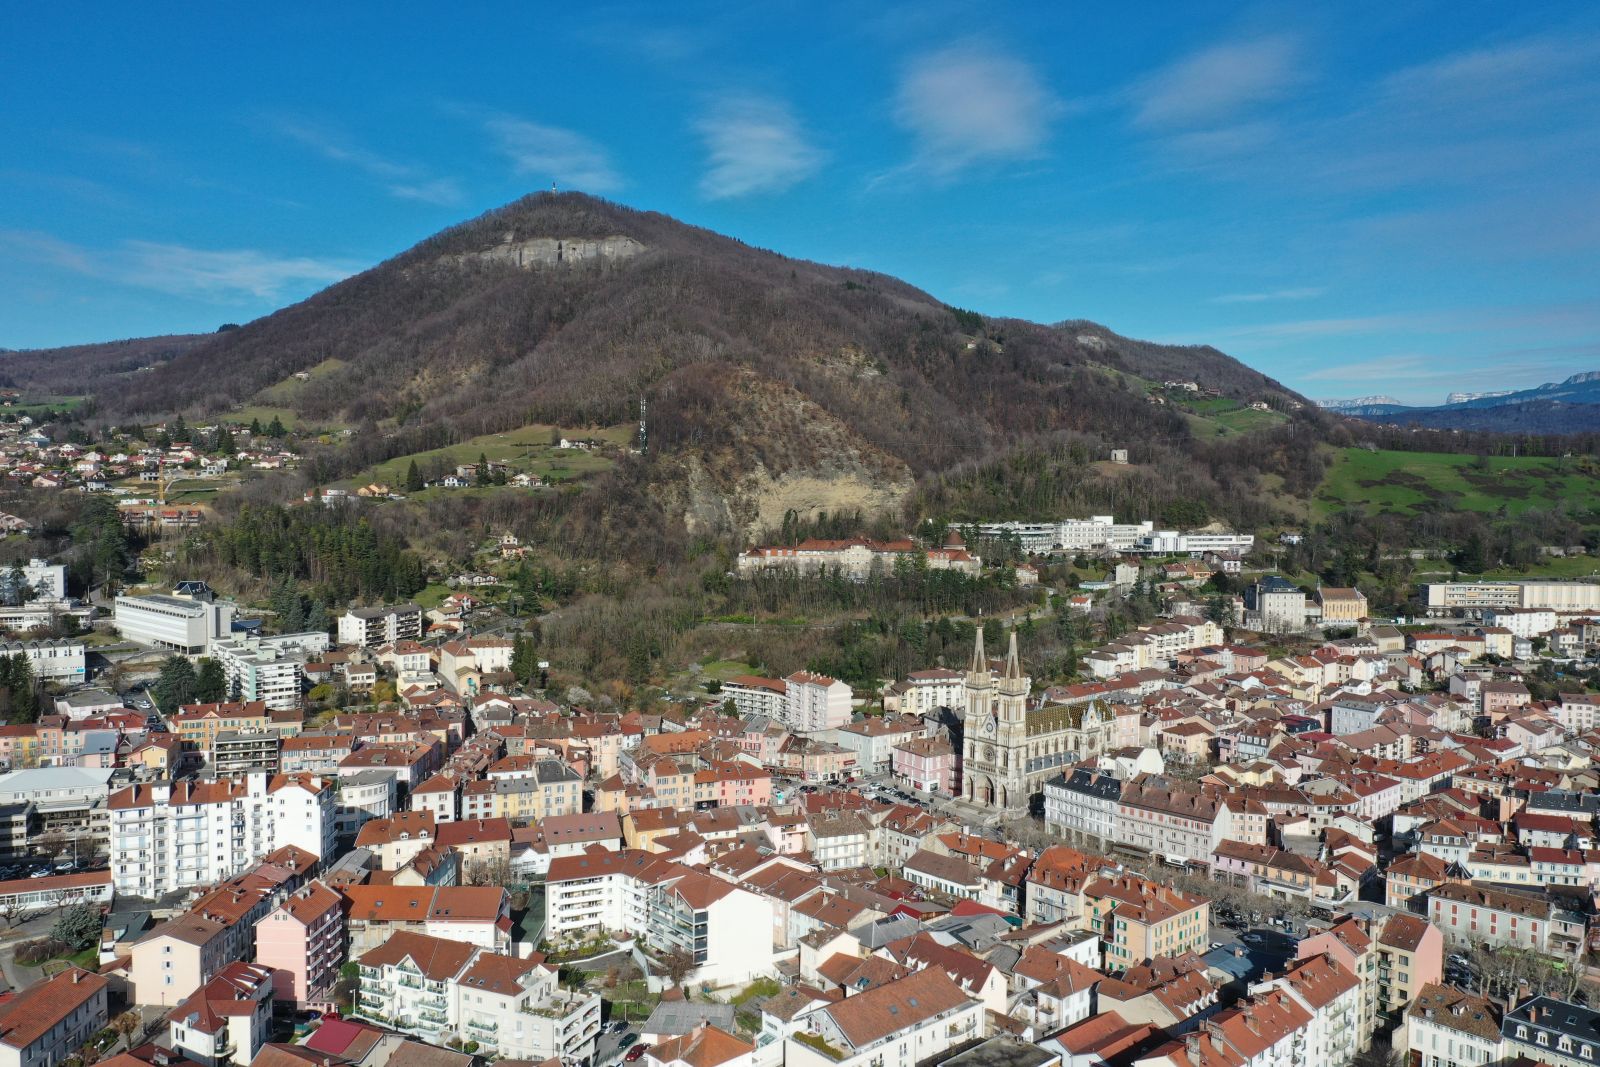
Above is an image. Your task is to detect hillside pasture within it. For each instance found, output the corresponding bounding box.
[1316,448,1600,518]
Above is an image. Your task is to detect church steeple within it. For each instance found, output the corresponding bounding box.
[998,630,1028,721]
[1002,631,1025,691]
[968,623,990,681]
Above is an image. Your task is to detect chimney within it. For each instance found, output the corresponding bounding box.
[1184,1034,1201,1060]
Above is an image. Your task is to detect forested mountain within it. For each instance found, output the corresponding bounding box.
[8,192,1340,546]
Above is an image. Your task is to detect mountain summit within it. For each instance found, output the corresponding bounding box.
[27,193,1320,539]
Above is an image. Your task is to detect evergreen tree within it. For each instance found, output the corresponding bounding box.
[306,599,331,634]
[194,658,227,703]
[170,414,189,442]
[270,577,307,632]
[249,417,263,436]
[475,453,490,487]
[7,655,35,723]
[510,635,538,684]
[404,460,424,492]
[214,426,234,454]
[267,415,287,438]
[152,655,198,712]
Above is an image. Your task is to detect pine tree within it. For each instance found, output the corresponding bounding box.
[153,655,198,712]
[267,415,286,438]
[404,460,424,492]
[249,417,263,436]
[170,414,189,442]
[194,658,227,703]
[476,452,490,487]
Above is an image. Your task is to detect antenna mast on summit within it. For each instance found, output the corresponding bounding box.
[638,395,648,452]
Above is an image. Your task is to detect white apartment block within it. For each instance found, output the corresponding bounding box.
[0,639,86,683]
[210,631,329,710]
[15,559,67,600]
[722,676,787,719]
[108,773,335,898]
[1135,530,1256,555]
[894,669,963,715]
[972,517,1155,554]
[1481,607,1559,638]
[1424,580,1600,612]
[114,593,236,654]
[544,850,776,987]
[785,969,982,1067]
[356,931,601,1064]
[338,604,424,648]
[784,672,852,733]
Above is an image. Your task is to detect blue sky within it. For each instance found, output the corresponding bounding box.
[3,2,1599,404]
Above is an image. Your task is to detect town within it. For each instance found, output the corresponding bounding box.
[0,509,1589,1067]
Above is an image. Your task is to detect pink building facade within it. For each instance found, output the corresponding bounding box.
[891,738,958,794]
[253,881,345,1009]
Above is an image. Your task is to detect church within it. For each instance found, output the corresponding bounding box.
[961,626,1117,812]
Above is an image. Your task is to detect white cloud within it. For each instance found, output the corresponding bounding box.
[892,43,1058,175]
[272,118,462,205]
[1133,34,1304,129]
[0,230,357,301]
[696,97,825,199]
[1211,286,1326,304]
[485,115,620,192]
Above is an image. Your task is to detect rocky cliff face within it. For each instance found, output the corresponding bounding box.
[445,234,646,270]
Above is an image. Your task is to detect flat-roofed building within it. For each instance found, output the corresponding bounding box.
[114,593,236,654]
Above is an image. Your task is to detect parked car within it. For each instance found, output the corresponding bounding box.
[618,1035,638,1050]
[625,1044,651,1062]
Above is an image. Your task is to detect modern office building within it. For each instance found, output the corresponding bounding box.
[114,593,236,654]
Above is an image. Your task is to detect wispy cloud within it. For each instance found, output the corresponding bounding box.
[485,114,620,192]
[1211,286,1326,304]
[891,42,1059,176]
[1300,354,1445,381]
[0,230,357,301]
[695,96,825,199]
[1133,34,1305,129]
[270,118,462,206]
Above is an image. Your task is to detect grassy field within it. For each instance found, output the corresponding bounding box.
[7,395,88,416]
[1182,396,1288,435]
[1316,448,1600,518]
[343,423,629,491]
[255,359,348,405]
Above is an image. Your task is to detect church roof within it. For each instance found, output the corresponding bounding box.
[1027,699,1113,737]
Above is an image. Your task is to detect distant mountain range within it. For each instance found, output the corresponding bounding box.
[1320,373,1600,432]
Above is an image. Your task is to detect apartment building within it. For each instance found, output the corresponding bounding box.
[108,773,335,899]
[1423,580,1600,612]
[0,639,85,683]
[254,881,345,1008]
[891,668,964,716]
[1405,985,1503,1067]
[338,605,424,648]
[460,763,582,822]
[785,968,981,1067]
[544,849,776,986]
[0,967,109,1067]
[355,931,600,1063]
[831,716,924,773]
[212,732,281,777]
[721,676,787,719]
[784,673,852,734]
[167,962,274,1067]
[1249,953,1365,1066]
[1427,883,1568,951]
[1085,876,1210,967]
[1374,913,1443,1021]
[340,885,511,955]
[209,632,330,710]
